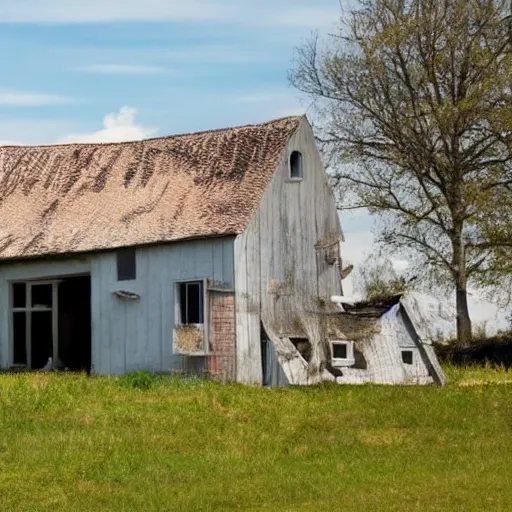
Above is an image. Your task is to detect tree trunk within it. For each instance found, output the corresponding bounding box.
[455,284,472,346]
[452,231,472,345]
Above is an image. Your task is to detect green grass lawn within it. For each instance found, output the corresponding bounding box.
[0,366,510,512]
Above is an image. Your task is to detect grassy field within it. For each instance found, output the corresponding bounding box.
[0,366,510,512]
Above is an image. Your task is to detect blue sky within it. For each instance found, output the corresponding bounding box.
[0,0,342,144]
[0,0,506,329]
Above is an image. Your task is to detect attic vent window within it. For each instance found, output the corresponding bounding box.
[289,151,303,180]
[402,350,414,365]
[117,248,136,281]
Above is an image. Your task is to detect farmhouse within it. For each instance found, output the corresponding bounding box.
[0,116,445,385]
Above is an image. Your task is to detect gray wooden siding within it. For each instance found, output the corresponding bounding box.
[331,306,434,385]
[92,237,235,375]
[0,237,235,374]
[339,310,433,385]
[235,118,343,384]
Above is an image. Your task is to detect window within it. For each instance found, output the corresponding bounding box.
[178,281,204,324]
[117,248,136,281]
[330,340,355,367]
[11,281,56,369]
[402,350,414,365]
[291,338,312,362]
[289,151,303,179]
[332,343,347,359]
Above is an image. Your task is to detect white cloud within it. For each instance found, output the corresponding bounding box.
[74,64,172,75]
[0,0,339,28]
[0,91,75,107]
[57,106,156,144]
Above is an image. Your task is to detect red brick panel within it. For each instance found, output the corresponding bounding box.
[208,291,236,382]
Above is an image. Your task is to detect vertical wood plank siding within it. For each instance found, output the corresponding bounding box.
[0,237,235,374]
[91,237,235,375]
[235,118,343,384]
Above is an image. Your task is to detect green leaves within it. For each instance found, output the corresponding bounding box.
[291,0,512,335]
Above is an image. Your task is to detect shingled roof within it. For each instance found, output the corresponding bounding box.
[0,116,302,260]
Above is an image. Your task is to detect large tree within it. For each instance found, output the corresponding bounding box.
[290,0,512,344]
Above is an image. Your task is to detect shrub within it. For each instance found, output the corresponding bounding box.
[119,371,157,390]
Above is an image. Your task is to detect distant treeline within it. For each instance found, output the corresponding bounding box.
[435,336,512,369]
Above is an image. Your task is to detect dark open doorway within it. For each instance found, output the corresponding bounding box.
[11,276,91,372]
[58,276,91,372]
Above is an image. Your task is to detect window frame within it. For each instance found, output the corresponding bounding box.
[173,279,209,355]
[330,340,355,367]
[288,150,303,181]
[177,280,205,325]
[116,248,137,281]
[9,280,60,369]
[401,349,414,365]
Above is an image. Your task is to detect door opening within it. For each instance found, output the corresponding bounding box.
[58,276,91,372]
[11,276,92,372]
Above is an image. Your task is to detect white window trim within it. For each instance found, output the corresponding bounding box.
[330,340,355,367]
[173,279,209,356]
[9,280,61,369]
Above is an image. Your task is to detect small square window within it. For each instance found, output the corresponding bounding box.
[117,248,136,281]
[332,343,347,359]
[402,350,414,365]
[330,340,355,367]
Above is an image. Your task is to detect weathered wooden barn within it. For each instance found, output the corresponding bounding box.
[0,115,448,385]
[0,116,346,384]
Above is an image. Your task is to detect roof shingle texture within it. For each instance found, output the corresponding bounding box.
[0,116,302,260]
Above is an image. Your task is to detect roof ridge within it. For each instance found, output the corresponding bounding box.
[0,115,305,150]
